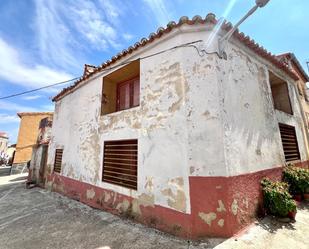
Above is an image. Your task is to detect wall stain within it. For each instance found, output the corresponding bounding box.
[198,212,217,226]
[161,177,186,212]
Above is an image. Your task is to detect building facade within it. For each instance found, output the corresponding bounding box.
[0,132,8,154]
[12,112,53,174]
[0,132,9,164]
[29,116,53,186]
[46,14,309,238]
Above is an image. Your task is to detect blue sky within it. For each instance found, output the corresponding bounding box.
[0,0,308,144]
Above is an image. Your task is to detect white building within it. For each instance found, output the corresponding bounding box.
[46,14,309,238]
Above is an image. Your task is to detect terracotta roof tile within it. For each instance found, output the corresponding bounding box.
[53,13,299,102]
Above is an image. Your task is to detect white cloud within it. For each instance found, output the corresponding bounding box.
[0,37,74,88]
[34,0,81,69]
[143,0,171,25]
[22,95,42,100]
[0,113,19,124]
[68,0,120,50]
[99,0,121,19]
[123,33,134,41]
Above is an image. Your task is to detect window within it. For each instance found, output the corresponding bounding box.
[278,123,300,162]
[269,71,293,115]
[102,139,137,190]
[54,149,63,173]
[101,60,140,115]
[117,77,140,111]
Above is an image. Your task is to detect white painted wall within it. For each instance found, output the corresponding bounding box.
[48,24,309,214]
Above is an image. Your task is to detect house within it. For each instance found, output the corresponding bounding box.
[0,132,9,164]
[0,132,8,154]
[12,112,53,174]
[28,116,53,186]
[6,144,16,166]
[45,14,309,238]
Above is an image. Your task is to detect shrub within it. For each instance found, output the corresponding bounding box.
[261,178,296,217]
[283,165,309,195]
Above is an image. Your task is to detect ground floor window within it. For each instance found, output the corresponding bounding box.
[278,123,300,162]
[54,149,63,173]
[102,139,138,190]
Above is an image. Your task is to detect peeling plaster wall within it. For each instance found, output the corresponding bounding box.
[47,25,309,238]
[47,28,218,215]
[219,40,309,176]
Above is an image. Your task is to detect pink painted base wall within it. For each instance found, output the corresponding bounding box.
[46,161,308,239]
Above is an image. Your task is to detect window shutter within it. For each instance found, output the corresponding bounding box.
[102,139,137,189]
[279,123,300,162]
[118,83,131,111]
[54,149,63,173]
[132,78,140,107]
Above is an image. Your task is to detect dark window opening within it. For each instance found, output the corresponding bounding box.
[269,71,293,115]
[102,139,137,190]
[279,123,300,162]
[101,60,140,115]
[54,149,63,173]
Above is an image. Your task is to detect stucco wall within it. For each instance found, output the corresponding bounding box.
[47,25,309,218]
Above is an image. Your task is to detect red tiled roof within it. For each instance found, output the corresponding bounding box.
[52,13,299,102]
[276,53,309,82]
[0,132,8,138]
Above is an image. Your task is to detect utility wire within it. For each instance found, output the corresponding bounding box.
[0,77,80,100]
[0,40,203,100]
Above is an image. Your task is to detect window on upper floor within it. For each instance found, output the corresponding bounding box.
[101,60,140,115]
[269,71,293,115]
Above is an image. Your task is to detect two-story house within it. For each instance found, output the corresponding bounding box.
[46,14,309,238]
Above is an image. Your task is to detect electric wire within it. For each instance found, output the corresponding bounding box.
[0,40,204,100]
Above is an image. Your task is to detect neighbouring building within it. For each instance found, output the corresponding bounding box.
[46,14,309,238]
[6,144,16,166]
[0,132,9,164]
[0,132,8,154]
[12,112,53,174]
[28,116,53,186]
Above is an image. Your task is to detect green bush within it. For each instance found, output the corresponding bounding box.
[283,165,309,195]
[261,178,296,217]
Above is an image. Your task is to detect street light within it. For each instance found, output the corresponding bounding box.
[218,0,270,58]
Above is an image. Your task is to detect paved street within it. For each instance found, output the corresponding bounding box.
[0,174,222,249]
[0,174,308,249]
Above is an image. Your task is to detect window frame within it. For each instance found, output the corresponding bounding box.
[269,71,293,115]
[116,76,140,112]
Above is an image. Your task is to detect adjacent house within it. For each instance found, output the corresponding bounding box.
[0,132,8,154]
[12,112,53,174]
[0,132,9,164]
[28,116,53,186]
[46,14,309,238]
